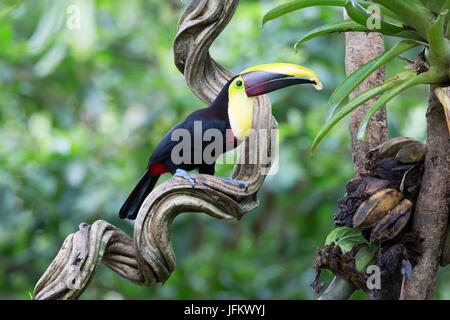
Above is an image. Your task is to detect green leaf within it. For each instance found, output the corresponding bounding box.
[294,20,369,48]
[344,0,405,33]
[357,72,433,141]
[327,39,421,120]
[355,245,378,272]
[373,0,435,40]
[426,0,448,12]
[447,10,450,39]
[325,226,369,253]
[295,22,423,51]
[311,71,416,152]
[262,0,400,26]
[426,10,450,73]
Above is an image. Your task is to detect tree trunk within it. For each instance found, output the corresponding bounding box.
[400,86,450,300]
[345,31,388,177]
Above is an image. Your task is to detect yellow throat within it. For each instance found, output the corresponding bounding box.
[228,83,254,140]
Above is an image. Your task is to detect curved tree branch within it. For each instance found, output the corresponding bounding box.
[173,0,238,105]
[33,0,278,300]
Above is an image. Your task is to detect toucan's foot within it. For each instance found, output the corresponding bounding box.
[219,177,248,191]
[174,169,196,188]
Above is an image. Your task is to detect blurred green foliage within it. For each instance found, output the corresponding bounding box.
[1,0,448,300]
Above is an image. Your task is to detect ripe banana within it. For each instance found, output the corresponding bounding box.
[379,137,420,158]
[353,188,403,229]
[364,177,391,195]
[395,142,427,164]
[370,199,413,243]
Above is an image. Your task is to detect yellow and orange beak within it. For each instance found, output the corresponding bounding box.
[240,63,322,97]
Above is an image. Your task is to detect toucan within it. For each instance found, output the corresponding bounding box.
[119,63,322,220]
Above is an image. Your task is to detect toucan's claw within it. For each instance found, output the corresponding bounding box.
[219,177,248,191]
[174,169,196,188]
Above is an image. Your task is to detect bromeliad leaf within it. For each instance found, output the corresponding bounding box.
[372,0,435,39]
[262,0,400,26]
[327,40,421,120]
[295,22,424,50]
[426,11,449,72]
[345,0,404,34]
[263,0,346,26]
[426,0,448,12]
[325,226,369,253]
[354,245,378,272]
[294,20,369,48]
[311,71,416,152]
[357,72,432,141]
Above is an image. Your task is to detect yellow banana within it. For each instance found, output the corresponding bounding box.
[370,199,413,243]
[353,188,403,229]
[395,142,427,164]
[379,137,420,158]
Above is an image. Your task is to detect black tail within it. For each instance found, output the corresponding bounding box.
[119,170,160,220]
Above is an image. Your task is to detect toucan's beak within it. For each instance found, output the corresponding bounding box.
[240,63,322,97]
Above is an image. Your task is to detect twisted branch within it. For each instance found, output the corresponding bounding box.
[33,0,278,300]
[173,0,238,104]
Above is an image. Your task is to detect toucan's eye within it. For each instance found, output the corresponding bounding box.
[236,80,243,87]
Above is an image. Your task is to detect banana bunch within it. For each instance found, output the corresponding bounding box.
[353,188,412,243]
[336,137,427,243]
[315,137,426,291]
[376,136,427,163]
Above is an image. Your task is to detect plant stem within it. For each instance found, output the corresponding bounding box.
[319,276,356,300]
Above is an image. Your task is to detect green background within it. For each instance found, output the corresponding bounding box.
[0,0,448,299]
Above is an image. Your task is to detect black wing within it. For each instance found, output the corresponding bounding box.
[148,109,229,166]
